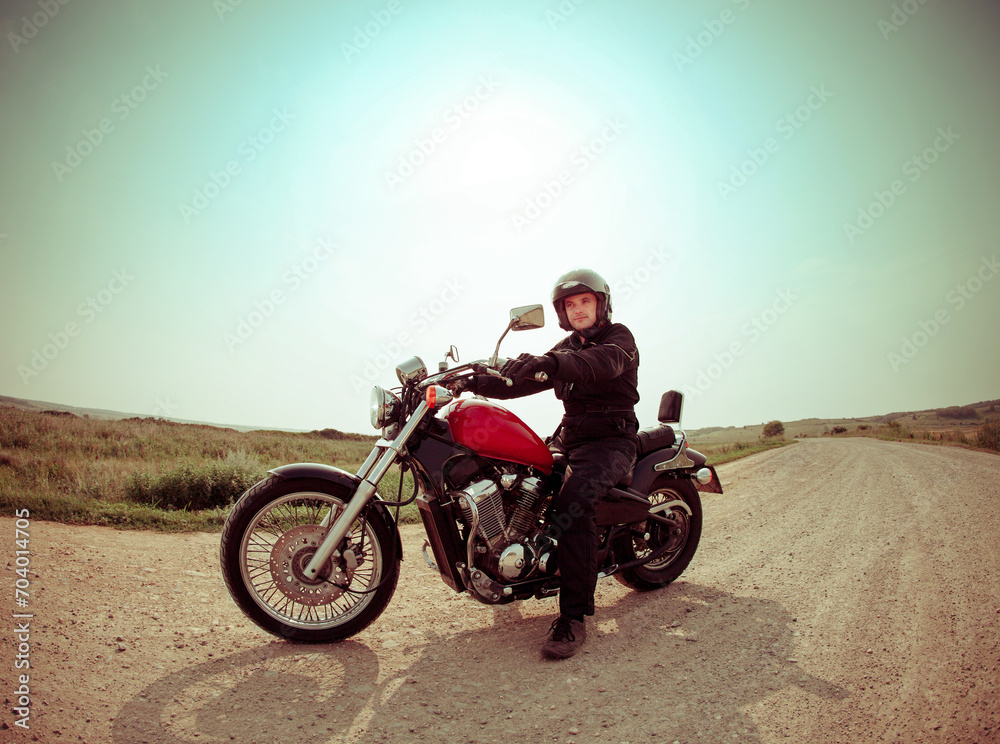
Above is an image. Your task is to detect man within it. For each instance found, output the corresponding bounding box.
[463,268,639,659]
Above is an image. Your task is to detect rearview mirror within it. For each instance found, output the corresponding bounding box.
[510,304,544,331]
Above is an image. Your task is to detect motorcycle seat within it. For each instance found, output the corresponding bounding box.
[637,424,675,456]
[615,425,674,488]
[550,449,634,490]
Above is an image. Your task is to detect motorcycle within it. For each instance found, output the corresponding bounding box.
[220,304,722,642]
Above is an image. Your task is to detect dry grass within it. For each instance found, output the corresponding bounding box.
[821,417,1000,453]
[0,406,388,531]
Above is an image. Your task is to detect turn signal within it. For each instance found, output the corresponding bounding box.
[425,385,453,408]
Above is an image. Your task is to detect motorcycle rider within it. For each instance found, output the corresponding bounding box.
[461,268,639,659]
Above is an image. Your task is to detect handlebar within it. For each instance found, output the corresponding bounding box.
[429,359,546,391]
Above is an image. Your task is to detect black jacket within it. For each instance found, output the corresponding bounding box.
[473,322,640,417]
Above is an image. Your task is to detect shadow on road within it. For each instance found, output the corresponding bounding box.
[111,640,379,744]
[113,584,847,743]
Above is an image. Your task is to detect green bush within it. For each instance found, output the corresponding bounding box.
[125,449,265,511]
[976,420,1000,452]
[762,420,785,439]
[829,425,848,435]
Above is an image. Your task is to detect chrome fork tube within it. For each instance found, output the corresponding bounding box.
[317,448,382,530]
[355,447,381,481]
[303,401,430,580]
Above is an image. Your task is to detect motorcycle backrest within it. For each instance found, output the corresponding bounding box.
[510,304,544,330]
[658,390,683,424]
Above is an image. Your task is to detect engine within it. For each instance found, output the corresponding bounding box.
[450,474,555,583]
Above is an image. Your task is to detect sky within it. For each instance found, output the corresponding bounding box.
[2,0,999,437]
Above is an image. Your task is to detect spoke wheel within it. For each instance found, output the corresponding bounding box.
[615,477,702,591]
[221,476,400,642]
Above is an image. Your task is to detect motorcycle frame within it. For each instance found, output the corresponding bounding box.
[299,357,718,594]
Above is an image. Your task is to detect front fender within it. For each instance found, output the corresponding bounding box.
[268,462,403,559]
[269,462,363,489]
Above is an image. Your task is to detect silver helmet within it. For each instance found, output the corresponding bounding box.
[551,268,612,331]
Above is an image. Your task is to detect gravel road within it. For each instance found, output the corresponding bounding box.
[2,437,998,744]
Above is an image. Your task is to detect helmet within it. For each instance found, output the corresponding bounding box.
[551,268,612,331]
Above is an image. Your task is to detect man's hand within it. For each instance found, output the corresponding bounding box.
[447,376,477,395]
[500,353,556,380]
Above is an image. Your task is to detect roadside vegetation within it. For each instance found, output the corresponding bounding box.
[0,405,782,532]
[0,406,385,531]
[689,436,792,465]
[823,417,1000,453]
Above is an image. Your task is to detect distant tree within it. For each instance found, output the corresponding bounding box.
[938,406,979,420]
[762,420,785,439]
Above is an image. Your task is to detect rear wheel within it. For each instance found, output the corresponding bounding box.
[615,477,702,591]
[220,476,400,642]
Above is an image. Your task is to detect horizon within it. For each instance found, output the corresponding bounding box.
[4,390,996,440]
[2,1,999,437]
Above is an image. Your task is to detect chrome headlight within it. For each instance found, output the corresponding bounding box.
[370,386,400,429]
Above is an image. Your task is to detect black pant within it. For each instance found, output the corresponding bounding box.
[548,415,637,619]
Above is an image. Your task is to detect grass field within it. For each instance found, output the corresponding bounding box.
[0,404,793,532]
[0,406,383,531]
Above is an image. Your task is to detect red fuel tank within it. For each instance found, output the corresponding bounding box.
[444,398,553,475]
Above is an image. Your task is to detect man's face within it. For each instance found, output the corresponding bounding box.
[564,292,598,331]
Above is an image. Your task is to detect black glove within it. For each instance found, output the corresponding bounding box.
[447,376,477,395]
[500,353,556,380]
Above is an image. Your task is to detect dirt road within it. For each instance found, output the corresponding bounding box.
[2,437,998,744]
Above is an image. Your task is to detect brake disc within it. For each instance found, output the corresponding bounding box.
[270,525,350,606]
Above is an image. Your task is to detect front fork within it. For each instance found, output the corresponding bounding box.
[302,401,430,580]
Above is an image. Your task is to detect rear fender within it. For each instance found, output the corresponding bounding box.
[268,463,404,559]
[630,446,721,494]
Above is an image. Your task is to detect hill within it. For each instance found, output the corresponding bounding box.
[687,398,1000,444]
[0,394,317,434]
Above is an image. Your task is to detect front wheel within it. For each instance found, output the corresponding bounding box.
[220,475,400,642]
[614,477,702,591]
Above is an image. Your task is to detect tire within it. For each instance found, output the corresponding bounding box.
[614,477,702,591]
[220,475,400,642]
